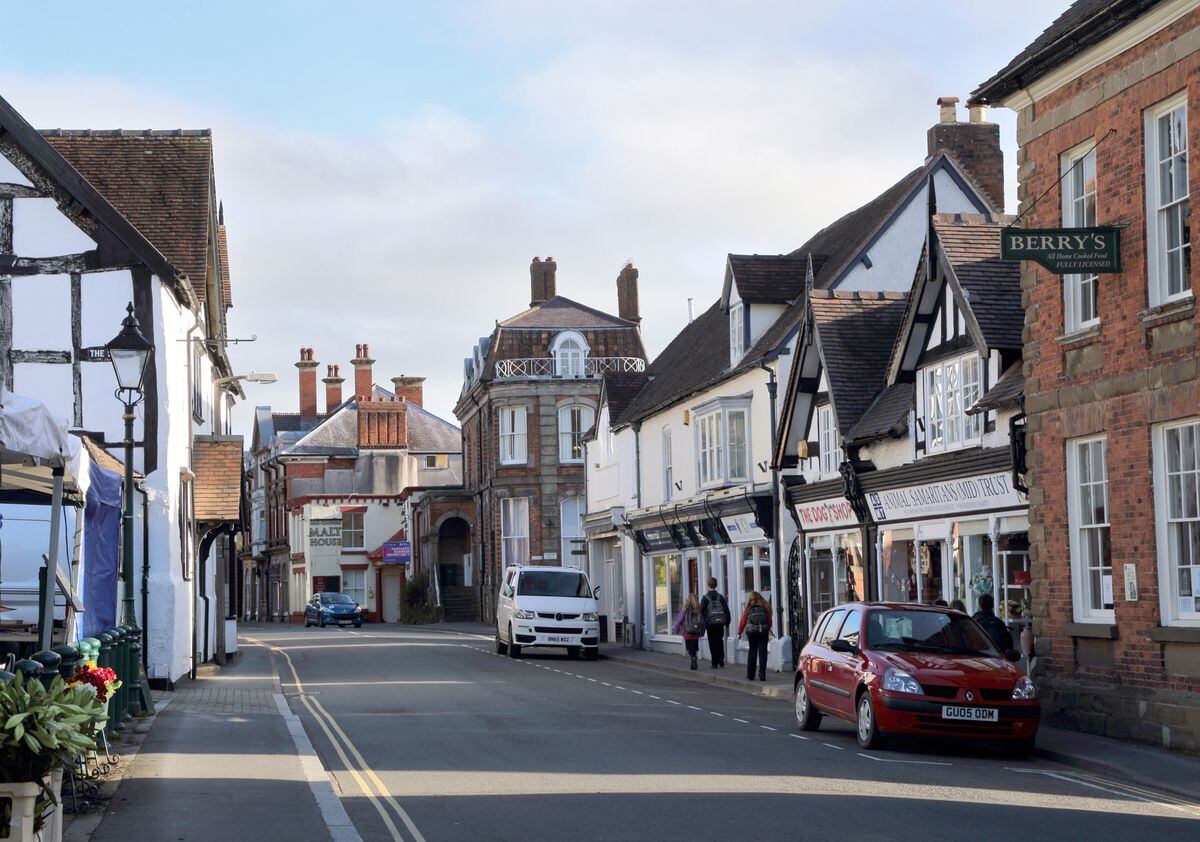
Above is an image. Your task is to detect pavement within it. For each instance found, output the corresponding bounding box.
[76,621,1200,840]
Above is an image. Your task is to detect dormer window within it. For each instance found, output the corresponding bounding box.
[552,330,589,378]
[817,404,843,477]
[729,302,746,365]
[920,352,982,455]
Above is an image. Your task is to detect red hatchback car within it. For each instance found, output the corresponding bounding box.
[795,602,1039,756]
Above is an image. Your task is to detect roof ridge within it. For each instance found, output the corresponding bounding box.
[39,128,213,137]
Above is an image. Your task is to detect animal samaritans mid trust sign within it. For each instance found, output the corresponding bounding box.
[1000,226,1121,274]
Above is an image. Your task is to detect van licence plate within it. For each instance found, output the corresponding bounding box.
[546,636,573,644]
[941,706,998,722]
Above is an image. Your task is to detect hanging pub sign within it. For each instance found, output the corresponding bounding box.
[1000,226,1121,274]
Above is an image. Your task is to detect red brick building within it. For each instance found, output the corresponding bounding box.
[425,258,646,622]
[974,0,1200,750]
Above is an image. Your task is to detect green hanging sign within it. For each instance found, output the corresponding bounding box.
[1000,226,1122,273]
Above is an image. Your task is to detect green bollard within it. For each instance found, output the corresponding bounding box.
[97,632,116,734]
[80,637,100,664]
[52,644,80,681]
[31,650,62,690]
[118,623,135,719]
[125,628,144,717]
[108,628,127,728]
[13,659,43,685]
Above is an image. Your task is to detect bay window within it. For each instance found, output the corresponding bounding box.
[921,353,981,454]
[1067,436,1113,621]
[500,497,529,567]
[727,409,749,482]
[817,404,842,477]
[697,411,723,486]
[696,402,751,487]
[1154,419,1200,624]
[1061,142,1099,331]
[653,553,683,636]
[1146,93,1191,305]
[499,405,528,465]
[558,403,595,463]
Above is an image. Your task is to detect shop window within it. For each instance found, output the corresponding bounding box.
[1145,93,1191,306]
[880,533,916,602]
[341,511,364,550]
[738,545,773,610]
[1061,141,1099,332]
[1067,436,1113,621]
[817,404,842,477]
[653,553,683,635]
[920,354,982,455]
[343,569,365,605]
[1154,419,1200,624]
[499,406,528,465]
[807,532,864,623]
[501,497,529,568]
[558,403,595,463]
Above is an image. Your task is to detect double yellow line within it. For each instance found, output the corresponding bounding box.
[248,636,426,842]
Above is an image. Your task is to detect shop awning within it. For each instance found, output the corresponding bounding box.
[626,486,774,552]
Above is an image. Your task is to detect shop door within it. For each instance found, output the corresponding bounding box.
[381,572,401,623]
[916,541,947,604]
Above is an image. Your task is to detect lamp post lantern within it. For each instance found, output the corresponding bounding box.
[105,302,155,716]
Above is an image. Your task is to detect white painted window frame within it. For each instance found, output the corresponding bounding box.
[1152,418,1200,627]
[557,403,594,463]
[552,330,590,378]
[817,404,842,478]
[342,569,366,605]
[1066,435,1114,623]
[919,352,982,456]
[1145,91,1192,307]
[729,302,745,365]
[1061,139,1100,333]
[662,427,673,501]
[693,399,752,489]
[501,497,530,567]
[499,405,528,465]
[340,511,365,550]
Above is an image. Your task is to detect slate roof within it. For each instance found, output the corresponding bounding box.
[972,1,1163,104]
[601,372,651,424]
[282,385,461,456]
[933,214,1023,352]
[43,130,219,304]
[970,361,1025,414]
[192,436,243,522]
[810,291,909,434]
[726,254,821,304]
[499,296,638,329]
[217,220,231,307]
[406,402,463,452]
[846,382,914,444]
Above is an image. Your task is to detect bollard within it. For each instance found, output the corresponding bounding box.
[13,659,43,685]
[52,643,81,681]
[31,650,62,690]
[97,632,116,734]
[80,637,100,664]
[117,623,135,720]
[126,627,144,717]
[108,628,128,729]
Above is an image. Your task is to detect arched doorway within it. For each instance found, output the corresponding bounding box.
[437,517,476,620]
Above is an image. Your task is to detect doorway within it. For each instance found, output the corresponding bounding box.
[381,571,402,623]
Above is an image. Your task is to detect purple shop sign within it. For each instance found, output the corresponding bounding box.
[381,541,411,564]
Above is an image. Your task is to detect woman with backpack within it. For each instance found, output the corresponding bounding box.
[737,591,772,681]
[673,593,707,670]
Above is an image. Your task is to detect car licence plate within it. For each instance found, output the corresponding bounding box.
[941,706,999,722]
[546,636,574,644]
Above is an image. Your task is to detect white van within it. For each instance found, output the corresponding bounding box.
[495,565,600,660]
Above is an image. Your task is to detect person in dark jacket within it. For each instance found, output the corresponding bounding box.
[973,593,1014,652]
[737,591,772,681]
[673,593,706,670]
[699,578,730,668]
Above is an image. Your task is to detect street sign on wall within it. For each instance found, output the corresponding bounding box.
[1000,226,1121,273]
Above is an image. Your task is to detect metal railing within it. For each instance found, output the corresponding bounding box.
[494,356,646,379]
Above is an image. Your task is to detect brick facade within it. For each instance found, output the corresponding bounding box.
[995,7,1200,751]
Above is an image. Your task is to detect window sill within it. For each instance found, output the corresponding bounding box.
[499,461,528,467]
[1056,324,1101,349]
[1062,622,1117,639]
[1139,294,1195,329]
[340,549,367,555]
[1146,625,1200,644]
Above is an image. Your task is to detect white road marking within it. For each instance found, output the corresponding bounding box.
[666,700,682,705]
[733,718,749,724]
[615,686,626,691]
[631,690,644,695]
[601,682,612,686]
[789,734,810,741]
[687,705,702,711]
[858,753,951,766]
[649,695,661,700]
[761,726,777,731]
[822,743,845,750]
[710,711,725,717]
[587,678,598,682]
[1008,768,1199,815]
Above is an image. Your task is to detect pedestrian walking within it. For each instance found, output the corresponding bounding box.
[699,577,730,668]
[737,591,772,681]
[973,593,1014,652]
[673,593,706,670]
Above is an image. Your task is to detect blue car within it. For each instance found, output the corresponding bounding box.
[304,592,363,628]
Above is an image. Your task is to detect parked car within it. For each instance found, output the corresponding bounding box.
[495,565,600,660]
[304,592,363,628]
[794,602,1039,756]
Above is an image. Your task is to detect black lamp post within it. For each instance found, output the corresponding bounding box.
[106,302,154,716]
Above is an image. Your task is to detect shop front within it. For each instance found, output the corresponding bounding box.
[583,509,626,645]
[793,494,867,631]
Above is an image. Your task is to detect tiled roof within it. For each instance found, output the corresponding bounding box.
[192,436,243,522]
[601,372,650,424]
[846,382,914,444]
[81,435,141,480]
[217,221,231,308]
[933,213,1023,351]
[282,385,460,456]
[970,361,1025,414]
[726,254,820,304]
[499,296,637,329]
[972,1,1164,104]
[43,130,217,303]
[406,402,462,452]
[810,291,909,434]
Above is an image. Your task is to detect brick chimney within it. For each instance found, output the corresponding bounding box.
[351,342,374,399]
[928,95,1004,212]
[391,375,425,408]
[323,364,345,413]
[530,256,557,307]
[357,395,407,449]
[295,347,319,419]
[617,261,640,323]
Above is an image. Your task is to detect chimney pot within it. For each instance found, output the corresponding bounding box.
[295,348,320,419]
[937,96,960,124]
[351,342,375,399]
[391,375,425,408]
[928,95,1003,212]
[968,103,987,123]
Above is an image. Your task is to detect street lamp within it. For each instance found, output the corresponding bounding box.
[105,302,154,717]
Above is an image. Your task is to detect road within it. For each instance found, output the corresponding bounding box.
[246,623,1200,841]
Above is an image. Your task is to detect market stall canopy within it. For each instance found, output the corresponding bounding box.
[0,390,81,505]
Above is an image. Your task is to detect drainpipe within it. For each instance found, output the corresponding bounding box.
[139,482,150,672]
[758,360,783,640]
[632,421,644,648]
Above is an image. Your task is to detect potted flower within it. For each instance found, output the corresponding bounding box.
[66,662,120,712]
[0,673,107,841]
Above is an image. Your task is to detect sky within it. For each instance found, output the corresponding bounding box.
[0,0,1059,431]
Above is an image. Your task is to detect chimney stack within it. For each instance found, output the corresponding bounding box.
[687,297,695,323]
[351,342,374,399]
[357,395,407,449]
[617,261,640,323]
[391,375,425,408]
[323,364,345,413]
[296,347,319,419]
[530,256,557,307]
[928,95,1004,212]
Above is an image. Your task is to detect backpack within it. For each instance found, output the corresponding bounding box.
[703,593,730,626]
[684,608,706,636]
[746,603,769,634]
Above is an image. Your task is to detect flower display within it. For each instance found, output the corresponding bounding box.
[68,661,121,703]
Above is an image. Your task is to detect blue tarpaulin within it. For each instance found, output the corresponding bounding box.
[81,458,122,639]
